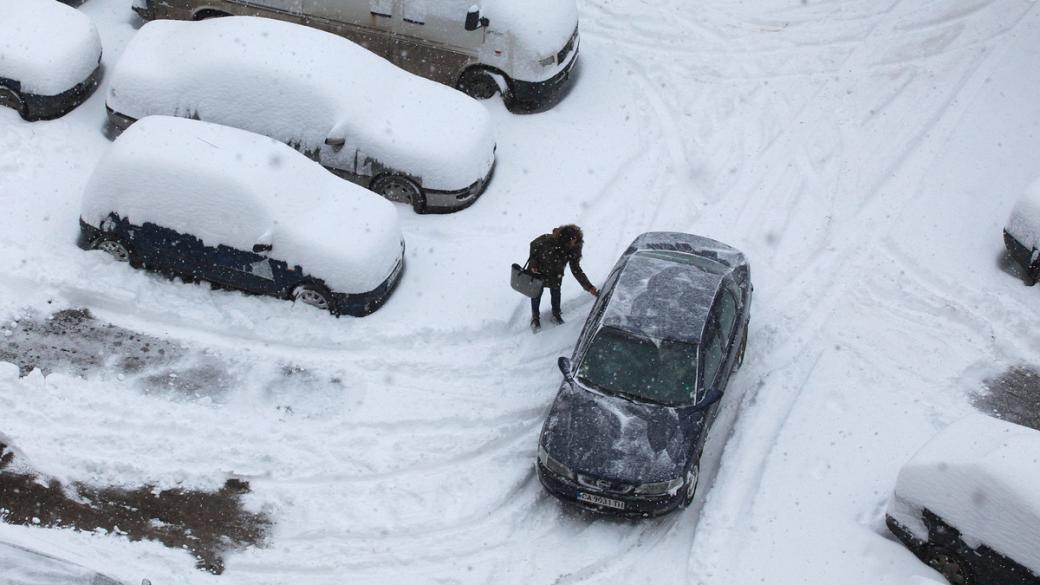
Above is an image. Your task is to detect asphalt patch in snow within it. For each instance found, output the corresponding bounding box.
[0,442,269,574]
[975,365,1040,430]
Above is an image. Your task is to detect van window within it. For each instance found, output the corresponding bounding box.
[369,0,392,17]
[402,0,427,24]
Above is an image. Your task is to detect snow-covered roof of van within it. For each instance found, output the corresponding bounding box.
[601,233,743,345]
[887,414,1040,576]
[0,0,101,95]
[1006,177,1040,250]
[106,17,494,191]
[81,116,402,294]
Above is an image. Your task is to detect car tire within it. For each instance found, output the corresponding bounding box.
[457,68,500,100]
[681,465,700,508]
[291,283,333,313]
[91,235,134,264]
[923,546,974,585]
[0,87,25,119]
[371,174,426,214]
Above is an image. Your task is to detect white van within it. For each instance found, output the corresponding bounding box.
[131,0,580,111]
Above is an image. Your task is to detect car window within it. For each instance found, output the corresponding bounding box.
[370,0,393,17]
[700,330,724,392]
[401,0,426,24]
[717,289,737,342]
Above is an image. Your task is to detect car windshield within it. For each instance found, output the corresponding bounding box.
[576,327,699,406]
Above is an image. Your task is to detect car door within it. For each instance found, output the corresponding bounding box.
[303,0,392,59]
[388,0,482,85]
[209,245,280,295]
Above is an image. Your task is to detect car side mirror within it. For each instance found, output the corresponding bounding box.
[698,389,723,409]
[252,243,272,254]
[324,136,345,148]
[465,7,488,30]
[558,356,574,383]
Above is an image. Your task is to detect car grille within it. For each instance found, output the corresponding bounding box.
[557,26,578,65]
[577,474,633,495]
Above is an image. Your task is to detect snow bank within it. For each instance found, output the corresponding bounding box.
[483,0,578,82]
[0,0,101,96]
[81,116,403,294]
[107,17,495,191]
[1005,177,1040,250]
[887,414,1040,576]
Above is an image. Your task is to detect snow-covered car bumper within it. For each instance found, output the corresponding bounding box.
[423,159,496,213]
[333,251,405,317]
[12,61,102,122]
[510,33,579,113]
[536,459,684,518]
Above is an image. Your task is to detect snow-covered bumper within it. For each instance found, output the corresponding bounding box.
[536,459,685,518]
[423,159,496,213]
[509,33,579,113]
[332,252,405,317]
[10,61,102,122]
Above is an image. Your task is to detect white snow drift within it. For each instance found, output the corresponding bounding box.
[81,116,403,293]
[106,16,496,192]
[887,414,1040,576]
[0,0,102,96]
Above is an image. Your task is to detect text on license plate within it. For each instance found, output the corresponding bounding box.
[577,492,625,510]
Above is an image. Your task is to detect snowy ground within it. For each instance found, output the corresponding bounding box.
[2,0,1040,583]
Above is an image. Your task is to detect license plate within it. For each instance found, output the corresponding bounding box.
[577,492,625,510]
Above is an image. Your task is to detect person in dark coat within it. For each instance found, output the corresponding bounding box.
[527,224,598,332]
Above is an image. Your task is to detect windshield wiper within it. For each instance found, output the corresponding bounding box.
[576,376,671,407]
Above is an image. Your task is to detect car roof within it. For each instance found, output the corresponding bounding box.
[601,233,744,345]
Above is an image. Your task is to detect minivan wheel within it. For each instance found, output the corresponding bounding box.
[371,175,426,213]
[681,465,699,508]
[92,236,132,263]
[457,69,499,100]
[923,546,973,585]
[292,284,332,312]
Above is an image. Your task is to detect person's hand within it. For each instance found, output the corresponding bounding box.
[590,287,599,297]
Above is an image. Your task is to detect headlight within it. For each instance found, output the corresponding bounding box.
[537,445,575,481]
[634,476,684,496]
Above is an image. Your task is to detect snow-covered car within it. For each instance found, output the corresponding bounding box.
[0,0,103,121]
[1004,177,1040,285]
[1,541,125,585]
[105,16,496,214]
[129,0,579,113]
[537,233,752,517]
[886,414,1040,585]
[78,116,405,317]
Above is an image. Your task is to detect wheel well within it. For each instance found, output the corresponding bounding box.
[457,66,512,94]
[192,8,231,20]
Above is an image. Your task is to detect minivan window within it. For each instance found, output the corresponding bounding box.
[576,327,698,406]
[369,0,392,17]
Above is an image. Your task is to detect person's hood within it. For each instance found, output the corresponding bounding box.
[540,382,703,483]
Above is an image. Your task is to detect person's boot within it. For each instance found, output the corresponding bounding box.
[530,315,541,333]
[551,311,564,325]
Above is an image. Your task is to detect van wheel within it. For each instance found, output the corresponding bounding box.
[92,235,133,264]
[192,9,230,20]
[457,69,499,100]
[681,465,699,508]
[0,87,25,118]
[371,175,426,213]
[292,284,333,312]
[923,546,973,585]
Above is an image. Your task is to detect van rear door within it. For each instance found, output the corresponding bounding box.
[303,0,392,58]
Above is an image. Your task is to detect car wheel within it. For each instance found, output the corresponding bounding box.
[923,546,974,585]
[292,284,332,313]
[681,465,700,508]
[0,87,25,118]
[457,68,499,100]
[371,175,426,213]
[92,235,133,264]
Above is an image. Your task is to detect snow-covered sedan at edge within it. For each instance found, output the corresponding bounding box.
[78,116,405,317]
[537,232,752,517]
[0,0,103,121]
[105,16,496,214]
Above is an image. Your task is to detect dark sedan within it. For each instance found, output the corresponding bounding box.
[536,232,752,517]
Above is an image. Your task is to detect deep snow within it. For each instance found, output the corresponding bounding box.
[1,0,1040,584]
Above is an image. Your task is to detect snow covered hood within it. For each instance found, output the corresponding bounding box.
[541,383,702,483]
[0,0,101,96]
[483,0,577,60]
[1005,176,1040,250]
[887,414,1040,576]
[107,17,495,191]
[81,116,402,294]
[0,541,122,585]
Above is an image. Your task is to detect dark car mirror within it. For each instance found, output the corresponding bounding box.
[324,136,345,148]
[252,243,272,254]
[558,356,574,382]
[465,7,488,30]
[696,389,723,410]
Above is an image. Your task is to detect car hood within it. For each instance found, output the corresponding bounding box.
[540,382,703,483]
